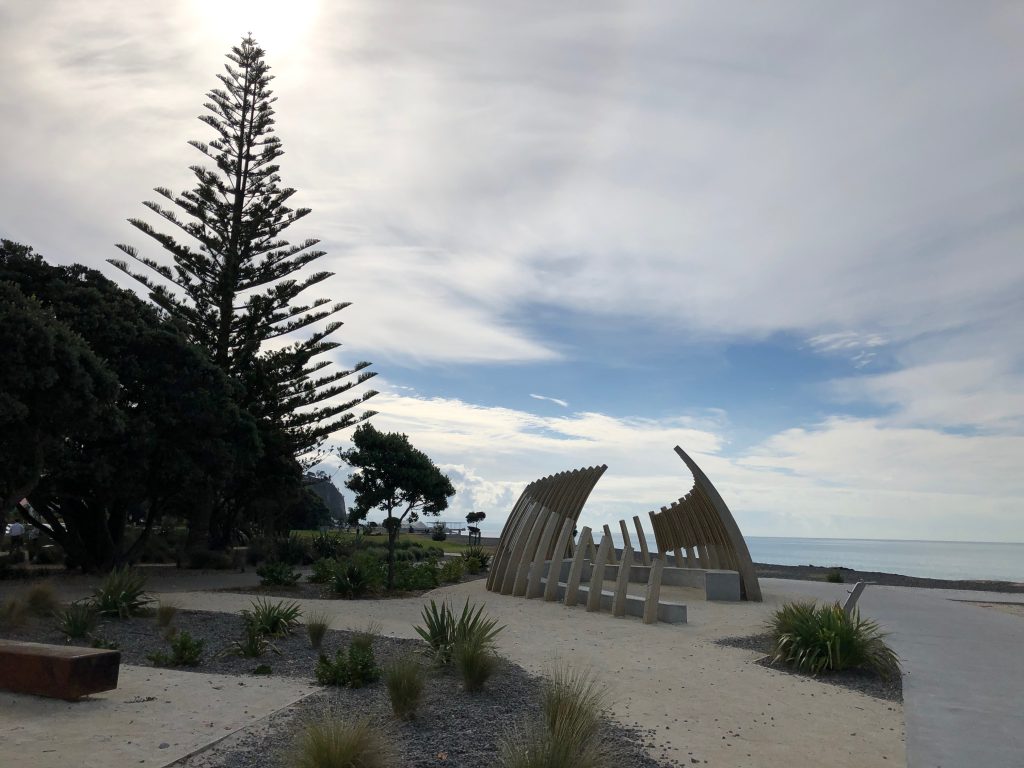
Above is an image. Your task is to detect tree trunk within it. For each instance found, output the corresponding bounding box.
[386,516,399,590]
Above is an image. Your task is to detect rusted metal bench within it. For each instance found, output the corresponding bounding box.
[0,640,120,701]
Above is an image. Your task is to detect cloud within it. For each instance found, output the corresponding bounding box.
[318,391,1024,542]
[530,393,569,408]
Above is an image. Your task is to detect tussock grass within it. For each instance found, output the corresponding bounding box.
[291,718,394,768]
[384,656,424,720]
[25,582,60,616]
[0,597,28,629]
[56,600,97,639]
[454,632,498,693]
[156,599,179,628]
[541,664,608,745]
[305,611,330,650]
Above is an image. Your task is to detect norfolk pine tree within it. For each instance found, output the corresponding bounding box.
[111,36,377,468]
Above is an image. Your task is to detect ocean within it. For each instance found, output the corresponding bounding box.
[480,529,1024,583]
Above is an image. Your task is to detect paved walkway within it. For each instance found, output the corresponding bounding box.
[759,578,1024,768]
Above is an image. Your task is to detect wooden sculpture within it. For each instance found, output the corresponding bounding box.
[485,446,761,625]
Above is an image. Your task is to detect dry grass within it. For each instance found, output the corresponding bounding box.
[24,582,60,616]
[290,718,394,768]
[305,611,330,650]
[156,599,180,628]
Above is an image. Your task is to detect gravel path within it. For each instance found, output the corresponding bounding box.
[715,632,903,703]
[1,609,675,768]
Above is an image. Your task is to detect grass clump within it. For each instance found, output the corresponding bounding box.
[291,718,394,768]
[0,598,28,629]
[56,600,98,639]
[454,631,499,692]
[148,630,204,667]
[92,567,152,618]
[306,611,331,650]
[768,600,901,679]
[24,582,60,616]
[257,561,301,587]
[242,598,302,637]
[156,599,179,628]
[384,657,424,720]
[498,665,610,768]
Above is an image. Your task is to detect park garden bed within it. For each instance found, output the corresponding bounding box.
[0,599,676,768]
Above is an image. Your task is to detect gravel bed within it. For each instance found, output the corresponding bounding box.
[224,571,487,602]
[715,632,903,703]
[1,610,677,767]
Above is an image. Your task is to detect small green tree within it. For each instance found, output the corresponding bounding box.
[340,424,455,589]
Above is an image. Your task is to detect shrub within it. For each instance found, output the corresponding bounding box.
[332,555,383,598]
[430,523,447,542]
[25,582,60,616]
[186,548,235,570]
[148,630,204,667]
[826,571,844,583]
[253,663,273,675]
[461,546,491,570]
[156,599,179,628]
[311,531,348,561]
[32,544,65,566]
[315,642,380,688]
[425,545,445,561]
[275,535,310,566]
[455,631,498,692]
[352,620,381,653]
[414,599,504,665]
[463,556,482,575]
[439,558,464,584]
[309,558,340,584]
[768,601,901,679]
[242,598,303,637]
[56,600,97,639]
[230,622,280,658]
[393,560,440,591]
[246,536,277,566]
[92,567,152,617]
[291,718,394,768]
[257,561,301,587]
[90,635,120,650]
[384,656,424,720]
[306,611,331,650]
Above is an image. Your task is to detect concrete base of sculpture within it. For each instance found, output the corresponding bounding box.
[539,576,688,623]
[550,557,742,602]
[0,640,120,701]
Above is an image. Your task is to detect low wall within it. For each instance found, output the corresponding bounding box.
[548,557,742,601]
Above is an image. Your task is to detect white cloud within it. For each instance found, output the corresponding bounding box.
[319,392,1024,542]
[530,393,569,408]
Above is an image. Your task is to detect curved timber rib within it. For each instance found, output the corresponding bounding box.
[646,446,762,601]
[485,446,761,624]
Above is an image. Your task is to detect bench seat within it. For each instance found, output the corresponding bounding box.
[0,640,120,701]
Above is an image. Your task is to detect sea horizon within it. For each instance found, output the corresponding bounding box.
[473,529,1024,583]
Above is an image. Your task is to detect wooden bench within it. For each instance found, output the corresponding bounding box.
[0,640,120,701]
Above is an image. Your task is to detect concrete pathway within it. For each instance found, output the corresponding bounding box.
[0,665,315,768]
[759,578,1024,768]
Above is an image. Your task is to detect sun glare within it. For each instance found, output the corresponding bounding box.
[191,0,320,54]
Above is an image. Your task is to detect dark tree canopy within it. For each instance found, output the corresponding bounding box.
[340,424,456,588]
[0,241,259,570]
[0,278,118,516]
[110,35,377,463]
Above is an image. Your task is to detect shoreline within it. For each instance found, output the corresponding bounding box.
[754,561,1024,593]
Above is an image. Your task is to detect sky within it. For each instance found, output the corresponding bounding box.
[2,1,1022,542]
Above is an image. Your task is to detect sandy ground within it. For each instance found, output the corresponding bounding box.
[0,665,315,768]
[163,579,905,768]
